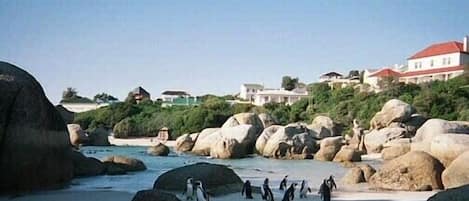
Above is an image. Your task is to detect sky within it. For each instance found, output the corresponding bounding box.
[1,0,469,104]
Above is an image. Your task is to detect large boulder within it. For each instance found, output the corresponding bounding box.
[342,167,366,184]
[70,150,105,177]
[131,190,181,201]
[308,116,342,139]
[147,143,170,156]
[153,162,243,196]
[357,164,376,182]
[442,151,469,189]
[102,155,146,172]
[364,127,408,153]
[175,133,198,152]
[404,114,428,135]
[333,146,361,162]
[429,134,469,167]
[255,125,283,154]
[55,105,75,124]
[258,113,277,128]
[210,125,259,159]
[370,99,414,130]
[412,119,469,153]
[67,124,89,147]
[427,184,469,201]
[221,113,264,135]
[0,62,74,192]
[382,142,411,160]
[87,127,111,146]
[314,136,344,161]
[261,123,317,159]
[191,128,221,156]
[369,151,444,191]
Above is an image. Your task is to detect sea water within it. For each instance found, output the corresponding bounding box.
[69,146,377,193]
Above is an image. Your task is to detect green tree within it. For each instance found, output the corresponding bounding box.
[94,93,118,103]
[281,76,299,91]
[62,87,77,100]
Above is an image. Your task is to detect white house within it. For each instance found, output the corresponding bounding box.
[319,71,360,89]
[253,88,309,106]
[161,90,190,102]
[400,36,469,84]
[239,84,264,101]
[60,102,109,113]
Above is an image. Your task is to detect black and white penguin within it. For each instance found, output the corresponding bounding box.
[195,181,209,201]
[184,177,195,200]
[326,175,337,192]
[318,179,331,201]
[279,175,288,190]
[281,183,297,201]
[241,180,253,199]
[299,180,311,198]
[261,178,274,201]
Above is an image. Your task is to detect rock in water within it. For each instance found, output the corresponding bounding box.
[429,134,469,167]
[67,124,89,147]
[255,125,283,154]
[442,150,469,189]
[221,113,264,135]
[102,155,146,171]
[0,62,74,192]
[370,99,414,130]
[342,167,366,184]
[147,143,170,156]
[357,164,376,182]
[364,127,408,153]
[153,162,243,196]
[131,190,181,201]
[369,151,444,191]
[175,133,198,152]
[70,150,105,177]
[333,146,362,162]
[258,113,277,128]
[315,136,343,161]
[427,184,469,201]
[191,128,221,155]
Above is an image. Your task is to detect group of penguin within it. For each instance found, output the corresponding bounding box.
[184,175,336,201]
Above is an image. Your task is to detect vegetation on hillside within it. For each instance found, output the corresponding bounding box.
[73,74,469,138]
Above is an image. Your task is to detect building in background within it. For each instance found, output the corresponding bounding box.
[400,36,469,84]
[131,86,151,103]
[253,87,309,106]
[319,71,360,89]
[160,90,201,107]
[239,84,264,101]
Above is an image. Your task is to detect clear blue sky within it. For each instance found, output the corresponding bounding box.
[1,0,468,104]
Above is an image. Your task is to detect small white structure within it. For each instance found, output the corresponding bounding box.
[239,84,264,101]
[363,69,379,89]
[253,88,309,106]
[161,90,190,102]
[319,72,360,89]
[60,103,109,113]
[400,35,469,84]
[319,72,343,82]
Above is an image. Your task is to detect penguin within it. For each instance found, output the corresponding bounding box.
[184,177,195,200]
[299,180,311,198]
[326,175,337,192]
[318,179,331,201]
[241,180,253,199]
[281,183,297,201]
[195,181,209,201]
[261,178,274,201]
[279,175,288,190]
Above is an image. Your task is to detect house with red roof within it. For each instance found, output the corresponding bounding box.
[400,36,469,84]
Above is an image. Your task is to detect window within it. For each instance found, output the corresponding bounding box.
[448,57,451,65]
[414,62,418,69]
[264,96,269,102]
[443,58,447,65]
[430,60,434,67]
[283,97,289,103]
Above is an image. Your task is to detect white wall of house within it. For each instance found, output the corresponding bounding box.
[253,89,308,106]
[240,84,264,101]
[407,52,462,72]
[363,70,379,89]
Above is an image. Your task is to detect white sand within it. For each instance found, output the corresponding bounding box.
[108,136,176,147]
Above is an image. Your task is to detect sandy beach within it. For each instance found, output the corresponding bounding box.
[108,136,176,147]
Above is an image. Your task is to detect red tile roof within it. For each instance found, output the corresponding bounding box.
[369,68,402,77]
[409,41,466,60]
[400,65,465,77]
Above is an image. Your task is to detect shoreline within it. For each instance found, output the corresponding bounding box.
[108,136,176,147]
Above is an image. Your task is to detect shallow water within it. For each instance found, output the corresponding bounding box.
[69,146,378,193]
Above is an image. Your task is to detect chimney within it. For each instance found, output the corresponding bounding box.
[464,35,469,52]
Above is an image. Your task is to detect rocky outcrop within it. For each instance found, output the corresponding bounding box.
[147,143,170,156]
[333,146,361,162]
[0,62,74,192]
[67,124,89,147]
[102,155,146,172]
[258,113,277,128]
[261,123,317,159]
[404,114,428,135]
[382,142,411,160]
[209,125,259,159]
[175,133,199,152]
[70,151,105,177]
[364,127,408,153]
[153,162,243,196]
[315,136,344,161]
[358,164,376,182]
[221,113,264,135]
[255,125,283,154]
[370,99,415,130]
[55,105,75,124]
[308,116,342,139]
[411,119,469,153]
[429,134,469,167]
[369,151,444,191]
[131,190,181,201]
[87,127,111,146]
[442,151,469,189]
[191,128,221,155]
[342,167,366,184]
[427,184,469,201]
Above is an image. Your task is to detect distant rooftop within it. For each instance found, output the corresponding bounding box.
[320,72,343,78]
[242,83,264,88]
[409,41,468,60]
[132,86,150,95]
[162,90,190,96]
